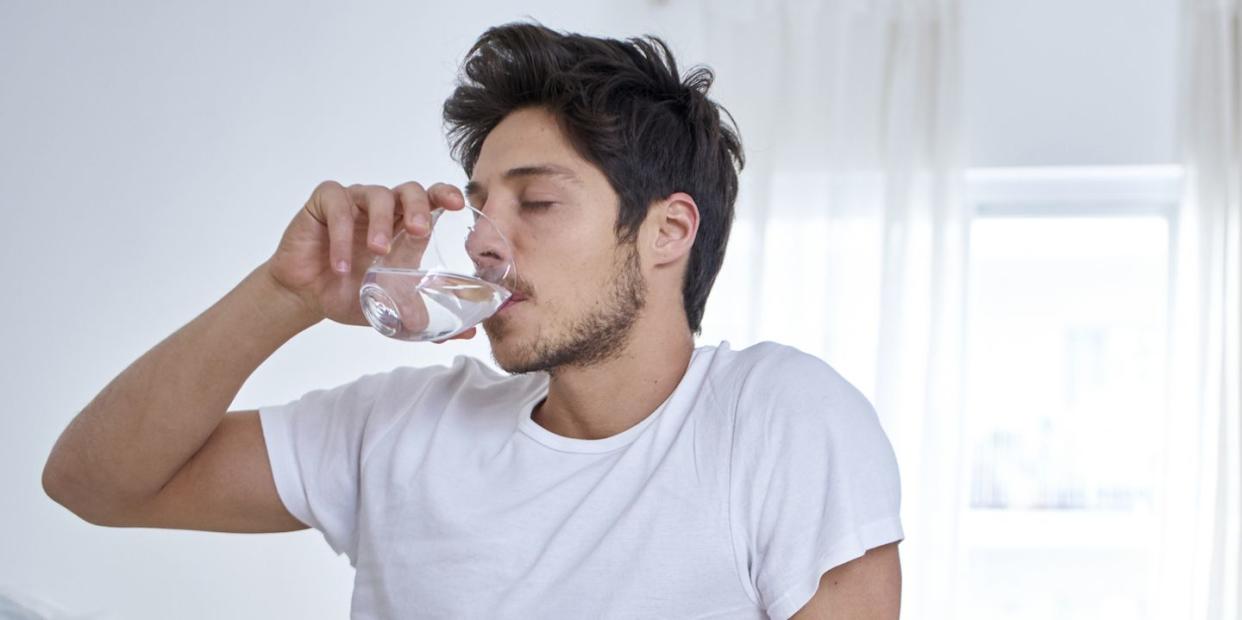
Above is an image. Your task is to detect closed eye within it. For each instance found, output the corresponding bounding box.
[521,201,555,211]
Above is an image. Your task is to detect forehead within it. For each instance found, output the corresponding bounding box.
[468,107,592,190]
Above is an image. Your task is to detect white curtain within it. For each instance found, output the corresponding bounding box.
[694,0,967,617]
[1166,0,1242,618]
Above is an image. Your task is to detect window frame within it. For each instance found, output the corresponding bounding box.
[959,164,1183,554]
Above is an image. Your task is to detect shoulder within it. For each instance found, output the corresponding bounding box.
[382,355,535,394]
[710,341,882,447]
[713,341,868,411]
[361,356,543,457]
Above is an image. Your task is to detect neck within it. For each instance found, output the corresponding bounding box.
[532,313,695,440]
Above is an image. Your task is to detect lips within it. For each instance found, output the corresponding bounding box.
[499,293,527,312]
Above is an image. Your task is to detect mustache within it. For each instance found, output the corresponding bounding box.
[500,276,533,299]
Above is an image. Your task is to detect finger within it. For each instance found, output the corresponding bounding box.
[427,182,466,212]
[347,184,397,255]
[432,326,476,344]
[316,181,356,274]
[393,181,432,238]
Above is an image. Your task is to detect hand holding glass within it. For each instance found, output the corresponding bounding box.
[359,205,515,341]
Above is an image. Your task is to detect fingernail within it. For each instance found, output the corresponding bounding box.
[412,213,429,236]
[335,260,350,273]
[372,233,388,251]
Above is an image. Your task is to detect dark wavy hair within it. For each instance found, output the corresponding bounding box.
[442,22,744,335]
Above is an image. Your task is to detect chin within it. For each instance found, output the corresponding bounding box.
[488,345,540,376]
[483,323,530,373]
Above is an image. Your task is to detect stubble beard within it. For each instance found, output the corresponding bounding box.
[485,242,647,375]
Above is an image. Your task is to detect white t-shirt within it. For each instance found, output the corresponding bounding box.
[258,340,903,619]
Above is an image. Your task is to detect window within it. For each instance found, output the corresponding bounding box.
[958,166,1180,619]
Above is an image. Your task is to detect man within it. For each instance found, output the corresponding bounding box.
[43,22,903,619]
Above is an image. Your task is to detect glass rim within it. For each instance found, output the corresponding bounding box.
[388,204,517,286]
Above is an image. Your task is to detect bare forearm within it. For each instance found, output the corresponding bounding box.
[43,262,321,515]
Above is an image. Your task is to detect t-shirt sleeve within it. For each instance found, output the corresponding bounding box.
[257,370,396,563]
[728,347,904,620]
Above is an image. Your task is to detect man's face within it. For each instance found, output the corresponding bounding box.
[469,106,648,374]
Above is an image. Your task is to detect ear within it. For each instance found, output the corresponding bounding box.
[646,192,699,268]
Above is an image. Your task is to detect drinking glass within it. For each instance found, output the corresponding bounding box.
[359,205,515,341]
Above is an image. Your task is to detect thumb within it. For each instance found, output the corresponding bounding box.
[432,327,477,344]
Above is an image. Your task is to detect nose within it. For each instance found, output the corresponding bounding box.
[465,214,516,284]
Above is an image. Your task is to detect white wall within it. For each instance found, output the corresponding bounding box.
[0,0,1177,617]
[963,0,1180,166]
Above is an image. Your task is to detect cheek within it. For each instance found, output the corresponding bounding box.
[510,216,621,292]
[522,250,614,303]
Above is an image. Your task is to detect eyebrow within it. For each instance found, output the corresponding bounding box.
[464,164,581,203]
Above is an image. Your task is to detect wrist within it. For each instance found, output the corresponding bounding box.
[249,262,323,333]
